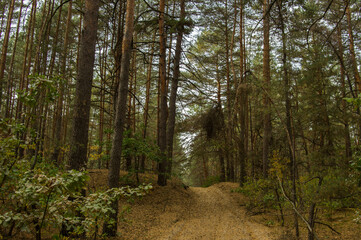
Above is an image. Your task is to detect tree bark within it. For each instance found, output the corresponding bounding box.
[0,0,16,116]
[337,26,352,159]
[277,0,299,237]
[166,0,186,177]
[239,0,247,186]
[68,0,100,171]
[104,0,135,235]
[262,0,272,178]
[4,0,23,119]
[141,31,157,172]
[157,0,168,186]
[216,56,226,182]
[346,3,361,93]
[52,0,72,163]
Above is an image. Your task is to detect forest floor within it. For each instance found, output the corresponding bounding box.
[88,170,360,240]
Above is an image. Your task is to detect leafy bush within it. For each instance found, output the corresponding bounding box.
[236,179,281,212]
[202,175,221,187]
[0,163,152,239]
[308,170,361,212]
[0,121,153,239]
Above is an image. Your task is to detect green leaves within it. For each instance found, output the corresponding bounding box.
[0,140,152,238]
[17,75,60,108]
[344,94,361,109]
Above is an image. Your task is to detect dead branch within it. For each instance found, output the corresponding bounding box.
[277,176,320,240]
[315,221,341,235]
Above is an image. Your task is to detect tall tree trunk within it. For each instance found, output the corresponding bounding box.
[5,0,23,119]
[157,0,168,186]
[113,0,125,113]
[33,0,51,74]
[277,0,299,237]
[229,0,238,182]
[16,0,37,122]
[346,3,361,94]
[224,0,233,181]
[345,2,361,145]
[141,31,157,172]
[262,0,272,178]
[48,0,63,77]
[0,0,15,116]
[68,0,99,170]
[239,0,247,185]
[166,0,186,177]
[52,0,72,163]
[337,26,352,159]
[104,0,135,236]
[216,55,226,182]
[98,38,108,169]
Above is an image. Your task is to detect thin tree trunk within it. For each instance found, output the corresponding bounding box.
[337,26,352,159]
[216,55,226,182]
[33,0,50,74]
[104,0,135,235]
[98,40,106,169]
[262,0,272,178]
[0,0,16,115]
[224,0,233,181]
[239,0,247,185]
[48,0,63,76]
[346,3,361,93]
[52,0,72,163]
[166,0,186,177]
[345,3,361,146]
[16,0,37,122]
[277,0,299,236]
[141,31,157,172]
[157,0,168,186]
[5,0,23,119]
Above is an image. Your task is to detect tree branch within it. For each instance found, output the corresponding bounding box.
[277,176,320,240]
[315,221,341,235]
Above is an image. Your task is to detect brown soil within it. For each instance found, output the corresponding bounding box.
[88,170,360,240]
[117,181,279,240]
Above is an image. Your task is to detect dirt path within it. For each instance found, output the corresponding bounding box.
[156,185,274,240]
[120,182,277,240]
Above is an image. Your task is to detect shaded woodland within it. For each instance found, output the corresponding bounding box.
[0,0,361,239]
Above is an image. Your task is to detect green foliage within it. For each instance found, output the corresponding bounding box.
[16,75,59,108]
[202,175,220,187]
[0,163,152,238]
[351,157,361,172]
[0,123,153,238]
[165,16,194,35]
[122,129,161,163]
[236,179,281,212]
[316,170,360,210]
[345,93,361,109]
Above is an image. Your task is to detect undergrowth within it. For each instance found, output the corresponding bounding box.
[0,120,152,239]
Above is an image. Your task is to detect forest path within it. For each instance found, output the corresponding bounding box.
[119,182,277,240]
[156,184,274,240]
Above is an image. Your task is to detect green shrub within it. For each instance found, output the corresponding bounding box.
[237,179,281,212]
[0,121,153,239]
[202,175,221,187]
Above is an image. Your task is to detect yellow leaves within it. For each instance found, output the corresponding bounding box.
[270,150,290,180]
[60,145,70,153]
[89,145,103,162]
